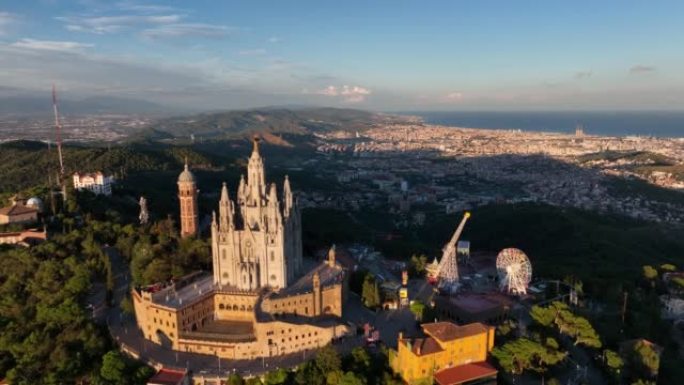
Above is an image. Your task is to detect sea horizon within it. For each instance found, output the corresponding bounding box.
[400,110,684,139]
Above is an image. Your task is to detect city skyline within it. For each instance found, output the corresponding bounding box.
[1,1,683,111]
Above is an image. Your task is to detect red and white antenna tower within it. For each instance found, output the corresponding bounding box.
[52,84,65,177]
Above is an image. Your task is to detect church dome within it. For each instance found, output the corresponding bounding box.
[178,163,195,183]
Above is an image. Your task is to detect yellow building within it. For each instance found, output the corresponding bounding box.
[390,321,496,385]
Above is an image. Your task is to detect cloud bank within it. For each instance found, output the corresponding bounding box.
[310,85,372,103]
[10,38,94,52]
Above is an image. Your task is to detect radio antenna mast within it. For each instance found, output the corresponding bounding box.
[52,84,65,177]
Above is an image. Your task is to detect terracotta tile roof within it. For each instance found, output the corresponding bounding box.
[403,336,444,356]
[147,368,187,385]
[0,204,37,217]
[422,322,489,342]
[434,361,498,385]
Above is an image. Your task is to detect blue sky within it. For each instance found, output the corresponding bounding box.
[0,0,683,111]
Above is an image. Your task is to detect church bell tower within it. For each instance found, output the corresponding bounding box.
[178,160,199,237]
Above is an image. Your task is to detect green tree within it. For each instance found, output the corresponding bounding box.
[339,371,366,385]
[348,347,372,374]
[361,274,381,308]
[642,265,658,281]
[227,373,245,385]
[263,367,289,385]
[628,340,660,379]
[408,254,428,277]
[604,349,624,377]
[315,344,342,374]
[294,361,324,385]
[530,301,601,349]
[659,263,676,272]
[120,295,134,315]
[100,351,127,384]
[409,300,427,321]
[491,338,566,376]
[142,258,172,284]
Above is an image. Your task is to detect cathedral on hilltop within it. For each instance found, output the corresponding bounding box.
[211,138,303,290]
[132,138,348,361]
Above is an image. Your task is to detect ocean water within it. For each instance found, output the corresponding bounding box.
[410,111,684,138]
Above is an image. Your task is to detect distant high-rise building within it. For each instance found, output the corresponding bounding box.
[575,124,585,137]
[177,161,199,237]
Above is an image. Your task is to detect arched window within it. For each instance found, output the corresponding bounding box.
[219,304,225,310]
[222,272,229,279]
[270,274,277,281]
[270,251,275,261]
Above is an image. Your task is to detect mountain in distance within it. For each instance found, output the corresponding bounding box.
[148,107,409,139]
[0,94,183,117]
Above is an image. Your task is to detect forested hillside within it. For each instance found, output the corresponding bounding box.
[148,107,396,139]
[0,141,218,193]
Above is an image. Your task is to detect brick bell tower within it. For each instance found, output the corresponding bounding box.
[177,159,199,238]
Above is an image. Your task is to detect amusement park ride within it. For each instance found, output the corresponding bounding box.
[429,211,533,296]
[433,211,471,293]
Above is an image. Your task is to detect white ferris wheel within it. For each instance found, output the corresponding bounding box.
[496,248,532,295]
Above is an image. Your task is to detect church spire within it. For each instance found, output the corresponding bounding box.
[219,182,234,230]
[246,136,266,204]
[221,181,230,202]
[237,174,246,204]
[268,183,278,203]
[283,175,293,215]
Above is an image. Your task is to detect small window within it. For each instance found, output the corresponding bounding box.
[271,274,277,281]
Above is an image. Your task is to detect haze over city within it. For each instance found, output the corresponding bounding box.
[1,0,684,110]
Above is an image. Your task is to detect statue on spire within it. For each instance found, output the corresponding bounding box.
[251,136,261,158]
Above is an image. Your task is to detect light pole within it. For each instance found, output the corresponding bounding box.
[217,352,221,375]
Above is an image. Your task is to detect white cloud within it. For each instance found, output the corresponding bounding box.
[309,85,371,103]
[56,14,183,34]
[10,38,94,52]
[340,85,371,102]
[445,91,463,101]
[238,48,267,56]
[141,23,232,39]
[316,85,339,96]
[115,2,177,13]
[268,36,282,44]
[0,12,16,36]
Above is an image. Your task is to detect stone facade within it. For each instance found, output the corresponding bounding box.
[211,138,302,290]
[132,141,348,361]
[73,172,113,196]
[132,257,347,359]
